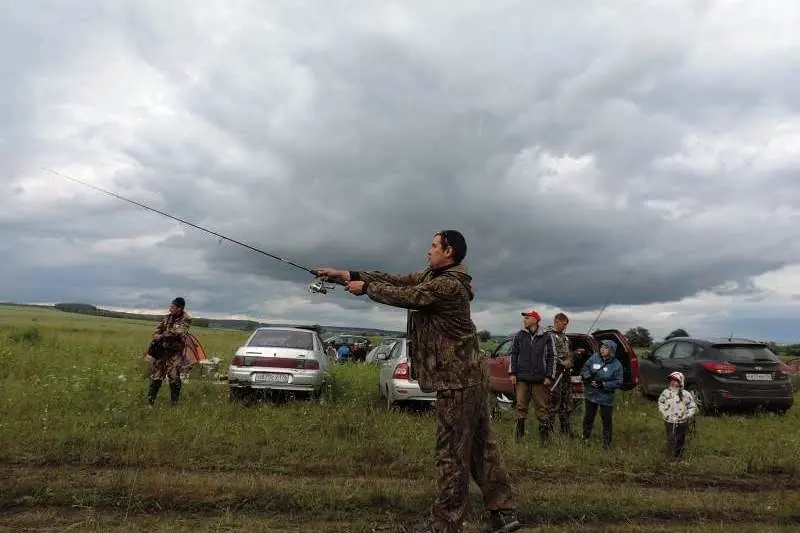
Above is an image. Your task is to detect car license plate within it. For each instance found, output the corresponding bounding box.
[745,373,772,381]
[252,373,290,383]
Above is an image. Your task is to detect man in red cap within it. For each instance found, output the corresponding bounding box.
[508,308,557,444]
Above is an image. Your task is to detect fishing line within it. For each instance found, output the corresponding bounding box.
[42,167,342,294]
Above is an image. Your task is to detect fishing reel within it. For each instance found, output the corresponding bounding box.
[308,276,338,295]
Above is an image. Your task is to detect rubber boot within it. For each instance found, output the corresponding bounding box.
[169,381,181,406]
[147,379,162,405]
[515,419,525,441]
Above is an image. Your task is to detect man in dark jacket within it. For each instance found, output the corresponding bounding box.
[508,309,557,444]
[314,230,520,533]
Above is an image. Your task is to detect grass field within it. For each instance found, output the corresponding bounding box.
[1,304,799,532]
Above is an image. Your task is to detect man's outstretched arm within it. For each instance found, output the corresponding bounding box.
[365,276,460,311]
[314,267,426,287]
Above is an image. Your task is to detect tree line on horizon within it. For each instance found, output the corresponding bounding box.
[42,302,800,359]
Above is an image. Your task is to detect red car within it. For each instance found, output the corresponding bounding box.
[486,329,640,413]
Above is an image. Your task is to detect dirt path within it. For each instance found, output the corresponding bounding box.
[3,464,799,532]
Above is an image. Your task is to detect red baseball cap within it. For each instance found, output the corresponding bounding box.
[521,309,541,320]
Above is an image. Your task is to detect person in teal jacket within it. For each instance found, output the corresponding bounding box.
[581,339,623,449]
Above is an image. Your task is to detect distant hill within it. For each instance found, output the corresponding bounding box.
[47,302,404,337]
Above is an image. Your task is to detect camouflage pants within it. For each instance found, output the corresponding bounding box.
[431,382,516,533]
[150,352,182,384]
[547,366,573,430]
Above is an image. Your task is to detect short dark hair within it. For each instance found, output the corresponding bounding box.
[436,230,468,264]
[171,297,186,309]
[554,312,569,323]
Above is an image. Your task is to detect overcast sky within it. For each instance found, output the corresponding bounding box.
[3,1,800,342]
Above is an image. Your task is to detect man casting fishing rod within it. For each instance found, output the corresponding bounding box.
[315,230,521,533]
[47,170,519,531]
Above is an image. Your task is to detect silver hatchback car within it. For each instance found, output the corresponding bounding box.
[378,338,436,409]
[228,326,332,402]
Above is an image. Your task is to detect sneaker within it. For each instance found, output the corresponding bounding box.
[482,510,521,533]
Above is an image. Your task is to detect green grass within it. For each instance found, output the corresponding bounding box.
[1,304,799,532]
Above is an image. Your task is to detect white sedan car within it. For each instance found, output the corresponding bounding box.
[227,326,332,403]
[378,338,436,409]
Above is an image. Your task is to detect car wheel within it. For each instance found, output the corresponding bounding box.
[385,387,397,411]
[314,377,334,405]
[637,377,649,399]
[228,387,243,403]
[229,387,255,406]
[688,386,712,415]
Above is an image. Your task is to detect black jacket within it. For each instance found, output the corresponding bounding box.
[509,327,557,383]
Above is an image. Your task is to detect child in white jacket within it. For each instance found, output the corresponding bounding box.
[657,371,698,460]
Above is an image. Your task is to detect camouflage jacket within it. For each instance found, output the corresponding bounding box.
[546,326,571,368]
[154,311,192,353]
[351,263,485,392]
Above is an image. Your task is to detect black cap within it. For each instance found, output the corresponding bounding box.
[172,297,185,309]
[438,230,468,264]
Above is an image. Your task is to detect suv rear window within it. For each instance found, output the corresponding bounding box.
[248,330,314,350]
[714,345,780,363]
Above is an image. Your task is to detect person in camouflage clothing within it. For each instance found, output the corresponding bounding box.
[147,297,192,406]
[546,313,576,438]
[315,230,520,533]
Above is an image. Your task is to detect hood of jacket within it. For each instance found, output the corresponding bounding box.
[430,262,474,301]
[668,371,685,388]
[599,339,618,360]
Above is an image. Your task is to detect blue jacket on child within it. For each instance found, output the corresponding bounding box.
[581,339,624,406]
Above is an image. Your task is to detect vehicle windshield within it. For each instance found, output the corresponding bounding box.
[248,330,314,350]
[715,345,780,363]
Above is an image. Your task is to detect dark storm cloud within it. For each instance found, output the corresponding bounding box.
[2,1,800,338]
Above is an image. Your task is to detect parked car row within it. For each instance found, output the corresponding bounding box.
[225,326,795,415]
[486,330,794,416]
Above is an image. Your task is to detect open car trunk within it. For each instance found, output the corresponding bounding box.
[591,329,639,391]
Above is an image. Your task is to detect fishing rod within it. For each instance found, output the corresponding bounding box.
[586,266,631,334]
[551,267,631,393]
[42,167,343,295]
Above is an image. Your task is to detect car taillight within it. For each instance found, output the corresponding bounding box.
[393,362,409,379]
[299,359,319,370]
[778,363,791,376]
[700,361,736,374]
[231,355,243,366]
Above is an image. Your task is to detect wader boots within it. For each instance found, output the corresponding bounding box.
[515,419,525,440]
[169,381,181,406]
[147,379,162,405]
